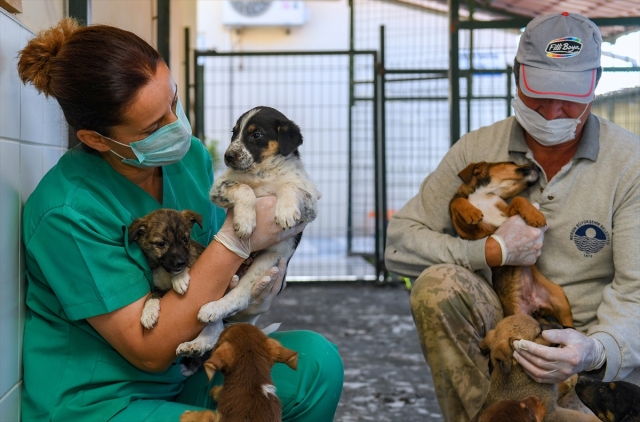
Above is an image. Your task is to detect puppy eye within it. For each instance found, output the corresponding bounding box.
[250,132,262,140]
[183,236,189,244]
[156,241,167,248]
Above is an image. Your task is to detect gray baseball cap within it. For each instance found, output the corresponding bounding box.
[516,12,602,103]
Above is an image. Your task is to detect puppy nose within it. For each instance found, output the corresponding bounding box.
[224,151,236,164]
[172,259,187,272]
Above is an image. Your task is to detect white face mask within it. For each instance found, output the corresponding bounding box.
[512,95,588,146]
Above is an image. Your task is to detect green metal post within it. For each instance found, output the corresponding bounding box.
[506,65,513,117]
[195,59,205,142]
[184,27,191,124]
[378,25,388,281]
[157,0,170,67]
[466,0,474,134]
[347,0,355,254]
[67,0,91,148]
[448,0,460,145]
[68,0,90,25]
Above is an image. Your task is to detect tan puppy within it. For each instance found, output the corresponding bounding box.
[180,323,298,422]
[472,314,600,422]
[450,161,573,328]
[477,395,546,422]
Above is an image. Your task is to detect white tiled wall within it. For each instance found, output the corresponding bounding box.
[0,11,68,421]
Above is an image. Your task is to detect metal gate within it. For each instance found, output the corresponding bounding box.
[186,48,388,281]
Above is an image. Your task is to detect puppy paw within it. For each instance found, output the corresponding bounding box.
[177,339,213,357]
[523,212,547,228]
[197,303,226,323]
[180,410,217,422]
[463,208,484,224]
[172,269,190,295]
[141,298,160,329]
[275,204,302,229]
[233,211,256,239]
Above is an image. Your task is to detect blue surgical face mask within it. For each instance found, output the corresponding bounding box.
[96,99,192,168]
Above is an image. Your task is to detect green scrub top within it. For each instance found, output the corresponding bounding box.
[21,138,226,421]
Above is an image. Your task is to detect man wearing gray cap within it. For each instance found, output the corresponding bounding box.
[386,12,640,421]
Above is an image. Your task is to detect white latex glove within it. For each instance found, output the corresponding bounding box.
[224,258,287,325]
[512,329,606,384]
[214,196,307,259]
[490,214,547,266]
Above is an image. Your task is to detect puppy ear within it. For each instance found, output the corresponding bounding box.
[278,120,303,156]
[492,338,513,374]
[128,218,146,242]
[265,338,299,370]
[457,162,479,183]
[181,210,203,230]
[207,341,236,377]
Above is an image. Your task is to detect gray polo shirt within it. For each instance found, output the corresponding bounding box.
[385,114,640,383]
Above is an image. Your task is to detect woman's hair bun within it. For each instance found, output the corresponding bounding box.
[17,17,79,97]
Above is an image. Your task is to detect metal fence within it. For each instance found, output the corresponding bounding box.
[189,49,383,281]
[187,0,640,282]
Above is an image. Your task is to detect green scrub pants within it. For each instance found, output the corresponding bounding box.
[110,330,343,422]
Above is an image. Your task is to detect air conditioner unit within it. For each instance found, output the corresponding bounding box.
[222,1,308,28]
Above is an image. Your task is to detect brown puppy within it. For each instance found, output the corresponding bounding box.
[129,208,205,329]
[180,323,298,422]
[450,161,573,327]
[129,209,225,376]
[477,395,546,422]
[472,314,600,422]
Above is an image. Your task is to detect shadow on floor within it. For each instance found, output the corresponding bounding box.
[259,282,444,421]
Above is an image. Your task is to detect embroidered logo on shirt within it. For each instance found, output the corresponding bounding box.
[569,220,610,257]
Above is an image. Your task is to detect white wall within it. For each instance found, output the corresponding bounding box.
[92,0,198,118]
[0,8,68,421]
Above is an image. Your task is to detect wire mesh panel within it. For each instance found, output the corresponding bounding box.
[354,0,454,220]
[196,51,378,281]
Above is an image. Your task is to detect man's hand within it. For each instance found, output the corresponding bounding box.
[513,329,605,383]
[491,213,547,266]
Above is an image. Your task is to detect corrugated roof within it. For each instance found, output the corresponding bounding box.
[386,0,640,41]
[483,0,640,39]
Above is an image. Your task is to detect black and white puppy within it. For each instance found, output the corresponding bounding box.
[194,106,320,337]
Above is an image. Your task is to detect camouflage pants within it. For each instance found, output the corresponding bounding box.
[409,264,593,421]
[409,264,502,422]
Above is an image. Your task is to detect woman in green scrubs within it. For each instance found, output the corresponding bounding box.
[18,18,343,422]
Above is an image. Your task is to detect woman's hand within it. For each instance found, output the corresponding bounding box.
[512,329,606,383]
[214,196,307,259]
[225,258,287,325]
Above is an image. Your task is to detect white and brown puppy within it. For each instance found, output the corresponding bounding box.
[196,106,320,333]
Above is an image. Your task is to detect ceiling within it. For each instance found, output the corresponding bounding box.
[388,0,640,41]
[478,0,640,40]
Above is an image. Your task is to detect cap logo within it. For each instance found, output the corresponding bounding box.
[545,37,582,58]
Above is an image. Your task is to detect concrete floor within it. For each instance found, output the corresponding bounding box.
[259,282,444,422]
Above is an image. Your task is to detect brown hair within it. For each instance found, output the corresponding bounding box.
[18,17,164,137]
